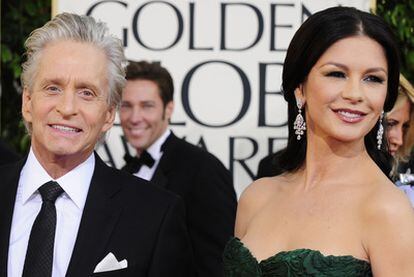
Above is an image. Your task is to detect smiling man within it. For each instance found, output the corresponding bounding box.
[120,61,237,277]
[0,13,194,277]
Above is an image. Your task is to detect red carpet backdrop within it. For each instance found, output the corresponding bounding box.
[53,0,372,196]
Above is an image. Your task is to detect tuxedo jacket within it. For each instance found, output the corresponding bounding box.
[148,133,237,277]
[0,152,194,277]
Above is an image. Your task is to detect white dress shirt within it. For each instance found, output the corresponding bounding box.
[134,129,170,181]
[8,148,94,277]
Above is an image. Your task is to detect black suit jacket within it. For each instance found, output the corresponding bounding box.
[0,153,194,276]
[149,133,237,277]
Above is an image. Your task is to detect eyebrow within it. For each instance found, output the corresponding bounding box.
[121,100,156,105]
[38,77,65,88]
[320,62,387,74]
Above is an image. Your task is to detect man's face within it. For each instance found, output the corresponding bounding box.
[120,79,173,154]
[22,40,115,166]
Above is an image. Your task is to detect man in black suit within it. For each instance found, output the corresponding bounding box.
[0,13,193,276]
[120,61,237,277]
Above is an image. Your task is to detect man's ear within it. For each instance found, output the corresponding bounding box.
[102,106,116,133]
[294,84,306,106]
[22,87,33,124]
[165,101,174,121]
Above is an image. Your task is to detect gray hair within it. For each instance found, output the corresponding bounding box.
[21,12,126,108]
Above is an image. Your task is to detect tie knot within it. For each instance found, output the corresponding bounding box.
[38,181,64,203]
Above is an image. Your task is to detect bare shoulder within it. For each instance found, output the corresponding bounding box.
[235,175,286,238]
[362,177,413,220]
[362,177,414,276]
[239,175,289,214]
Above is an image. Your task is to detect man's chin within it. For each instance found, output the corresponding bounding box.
[129,139,147,151]
[46,143,88,157]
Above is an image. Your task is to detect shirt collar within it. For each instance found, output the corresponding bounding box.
[20,148,95,210]
[146,129,171,161]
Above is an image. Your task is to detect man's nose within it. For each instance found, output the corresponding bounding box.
[129,107,143,123]
[56,91,77,116]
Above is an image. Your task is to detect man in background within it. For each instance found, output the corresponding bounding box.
[120,60,237,277]
[0,13,193,276]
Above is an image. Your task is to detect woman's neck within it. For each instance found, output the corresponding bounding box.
[298,134,372,190]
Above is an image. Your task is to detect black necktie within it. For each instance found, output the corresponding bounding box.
[22,181,64,277]
[123,151,155,174]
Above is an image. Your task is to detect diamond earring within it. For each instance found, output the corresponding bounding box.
[377,111,384,150]
[294,99,306,141]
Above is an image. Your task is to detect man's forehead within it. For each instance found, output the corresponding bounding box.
[38,40,107,67]
[34,40,109,88]
[124,80,162,100]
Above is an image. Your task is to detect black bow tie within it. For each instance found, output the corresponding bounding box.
[123,151,155,174]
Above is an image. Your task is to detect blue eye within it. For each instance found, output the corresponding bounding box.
[82,91,93,96]
[46,86,60,93]
[79,89,95,99]
[326,71,345,78]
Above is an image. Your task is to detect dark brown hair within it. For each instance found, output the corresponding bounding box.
[125,60,174,106]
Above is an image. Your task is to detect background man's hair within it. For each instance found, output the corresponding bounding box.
[125,60,174,106]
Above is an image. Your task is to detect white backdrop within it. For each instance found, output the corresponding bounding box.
[54,0,372,196]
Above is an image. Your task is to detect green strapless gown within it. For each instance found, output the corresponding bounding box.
[223,238,372,277]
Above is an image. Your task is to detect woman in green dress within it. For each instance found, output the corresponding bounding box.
[223,6,414,277]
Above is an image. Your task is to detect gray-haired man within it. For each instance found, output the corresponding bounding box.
[0,13,194,277]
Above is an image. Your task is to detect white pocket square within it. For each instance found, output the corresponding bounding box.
[93,252,128,273]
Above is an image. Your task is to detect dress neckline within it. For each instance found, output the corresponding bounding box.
[231,237,371,265]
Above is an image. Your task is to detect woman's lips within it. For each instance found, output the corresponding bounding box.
[333,108,367,123]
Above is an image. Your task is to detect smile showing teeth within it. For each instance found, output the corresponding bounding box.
[333,109,366,123]
[130,127,146,135]
[51,125,80,132]
[337,110,362,118]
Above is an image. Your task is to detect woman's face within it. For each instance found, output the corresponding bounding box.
[386,98,411,156]
[295,35,388,144]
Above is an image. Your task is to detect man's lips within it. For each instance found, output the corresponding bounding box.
[332,108,367,123]
[49,124,82,133]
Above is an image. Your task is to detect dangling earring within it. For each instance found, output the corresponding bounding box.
[377,111,384,150]
[294,99,306,141]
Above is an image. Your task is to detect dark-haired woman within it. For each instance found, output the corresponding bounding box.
[223,6,414,276]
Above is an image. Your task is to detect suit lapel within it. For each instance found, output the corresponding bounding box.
[0,160,25,277]
[151,133,178,188]
[66,153,122,276]
[151,167,168,188]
